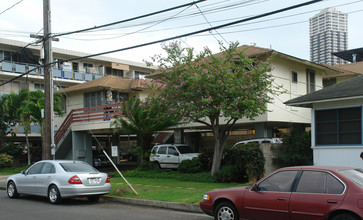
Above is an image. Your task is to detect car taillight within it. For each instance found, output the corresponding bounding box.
[68,175,82,184]
[105,174,110,183]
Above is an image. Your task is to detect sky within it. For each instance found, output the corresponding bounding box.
[0,0,362,64]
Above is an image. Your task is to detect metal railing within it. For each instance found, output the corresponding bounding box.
[54,102,124,145]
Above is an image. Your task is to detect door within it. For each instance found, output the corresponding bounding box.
[156,146,169,168]
[36,162,56,196]
[165,146,180,169]
[289,170,345,220]
[17,162,44,194]
[242,170,299,220]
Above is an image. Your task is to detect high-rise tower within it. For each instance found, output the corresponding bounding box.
[309,8,348,65]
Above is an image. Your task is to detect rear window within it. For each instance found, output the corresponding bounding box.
[338,169,363,189]
[60,162,98,172]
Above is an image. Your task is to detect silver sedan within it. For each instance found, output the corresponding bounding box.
[6,160,111,204]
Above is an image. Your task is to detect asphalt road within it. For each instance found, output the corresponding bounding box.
[0,190,211,220]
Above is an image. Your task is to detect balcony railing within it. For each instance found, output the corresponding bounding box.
[0,61,103,82]
[55,102,124,146]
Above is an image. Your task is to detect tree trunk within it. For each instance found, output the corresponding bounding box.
[211,138,223,176]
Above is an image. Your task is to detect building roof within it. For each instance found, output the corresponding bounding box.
[332,47,363,63]
[57,75,149,94]
[285,74,363,108]
[148,45,338,78]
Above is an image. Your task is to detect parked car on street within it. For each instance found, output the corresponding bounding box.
[200,166,363,220]
[233,137,282,146]
[6,160,111,204]
[150,144,200,169]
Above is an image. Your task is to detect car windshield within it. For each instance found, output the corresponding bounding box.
[338,169,363,189]
[60,162,98,173]
[176,145,194,154]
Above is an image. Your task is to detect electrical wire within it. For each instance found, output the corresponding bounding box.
[53,0,206,38]
[0,0,24,16]
[0,0,323,87]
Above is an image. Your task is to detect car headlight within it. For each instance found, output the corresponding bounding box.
[203,194,210,201]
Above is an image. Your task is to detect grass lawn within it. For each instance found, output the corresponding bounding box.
[0,166,250,205]
[109,176,247,205]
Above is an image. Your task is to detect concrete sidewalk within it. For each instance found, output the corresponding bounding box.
[0,175,202,213]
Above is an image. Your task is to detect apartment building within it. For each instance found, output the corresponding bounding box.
[0,37,155,163]
[309,8,348,65]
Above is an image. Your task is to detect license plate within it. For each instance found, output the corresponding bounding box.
[88,178,101,184]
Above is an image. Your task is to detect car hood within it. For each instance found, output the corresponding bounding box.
[180,153,200,158]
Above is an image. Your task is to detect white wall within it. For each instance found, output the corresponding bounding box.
[312,99,363,168]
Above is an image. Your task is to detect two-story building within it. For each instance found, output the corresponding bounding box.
[0,38,155,164]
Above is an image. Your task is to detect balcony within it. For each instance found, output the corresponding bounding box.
[0,61,103,82]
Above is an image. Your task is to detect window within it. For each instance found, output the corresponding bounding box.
[40,163,55,174]
[60,162,97,172]
[84,91,103,108]
[157,146,167,154]
[306,69,316,93]
[296,171,344,194]
[259,170,299,192]
[27,163,44,174]
[315,107,362,145]
[72,62,79,72]
[168,147,178,155]
[292,71,298,83]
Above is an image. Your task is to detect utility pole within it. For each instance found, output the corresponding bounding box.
[43,0,54,160]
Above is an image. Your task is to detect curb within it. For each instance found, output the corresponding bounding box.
[104,196,203,213]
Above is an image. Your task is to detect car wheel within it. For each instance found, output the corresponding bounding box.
[88,195,101,202]
[215,202,239,220]
[154,162,161,169]
[331,213,358,220]
[7,181,19,199]
[48,185,62,204]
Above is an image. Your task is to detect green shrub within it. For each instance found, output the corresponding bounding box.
[198,146,214,171]
[137,161,160,171]
[274,128,312,166]
[0,153,14,168]
[178,158,203,173]
[215,165,240,183]
[217,143,265,183]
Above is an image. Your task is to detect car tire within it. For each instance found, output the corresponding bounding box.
[48,185,62,204]
[7,181,19,199]
[88,195,101,202]
[154,162,161,169]
[214,202,239,220]
[331,213,359,220]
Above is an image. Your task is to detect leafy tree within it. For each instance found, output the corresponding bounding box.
[1,89,64,162]
[112,97,180,163]
[147,41,279,176]
[0,94,17,151]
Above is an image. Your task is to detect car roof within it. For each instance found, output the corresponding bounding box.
[278,165,355,172]
[34,160,86,164]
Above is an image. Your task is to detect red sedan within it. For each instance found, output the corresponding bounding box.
[200,166,363,220]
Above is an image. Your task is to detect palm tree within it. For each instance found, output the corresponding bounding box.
[1,89,64,163]
[112,97,181,163]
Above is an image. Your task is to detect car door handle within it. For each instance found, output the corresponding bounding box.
[47,176,52,179]
[327,200,338,204]
[277,197,287,201]
[167,156,170,157]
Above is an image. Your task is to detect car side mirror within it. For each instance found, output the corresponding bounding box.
[21,170,27,175]
[251,184,259,192]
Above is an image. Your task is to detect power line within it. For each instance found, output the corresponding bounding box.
[61,0,324,62]
[0,0,323,87]
[53,0,206,38]
[0,0,24,16]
